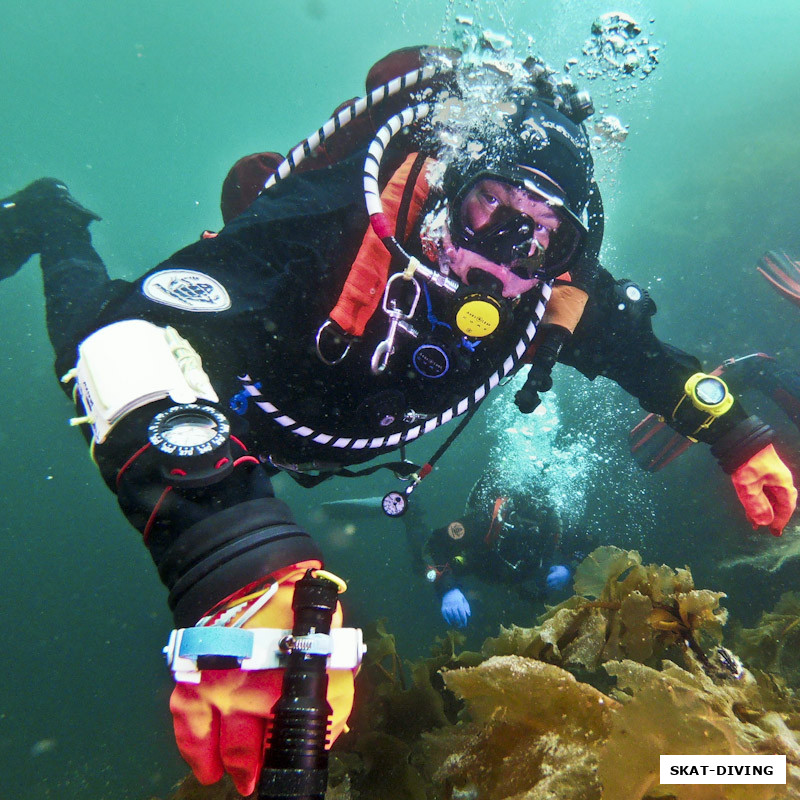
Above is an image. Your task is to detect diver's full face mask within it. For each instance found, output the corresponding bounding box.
[449,173,585,291]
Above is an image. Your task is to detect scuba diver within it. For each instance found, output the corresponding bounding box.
[1,45,796,798]
[630,249,800,481]
[423,472,590,628]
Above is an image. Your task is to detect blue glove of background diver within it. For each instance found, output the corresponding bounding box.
[441,587,472,628]
[545,564,572,592]
[424,479,582,628]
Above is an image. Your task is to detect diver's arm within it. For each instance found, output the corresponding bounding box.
[546,505,564,543]
[67,321,322,625]
[423,523,467,597]
[422,523,471,626]
[561,268,797,534]
[726,355,800,433]
[63,319,355,795]
[560,268,751,442]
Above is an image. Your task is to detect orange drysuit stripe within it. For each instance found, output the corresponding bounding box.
[520,278,589,364]
[541,282,588,331]
[329,153,432,337]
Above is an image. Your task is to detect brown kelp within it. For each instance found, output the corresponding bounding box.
[734,592,800,688]
[156,548,800,800]
[480,545,728,678]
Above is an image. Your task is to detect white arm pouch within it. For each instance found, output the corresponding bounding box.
[68,319,219,444]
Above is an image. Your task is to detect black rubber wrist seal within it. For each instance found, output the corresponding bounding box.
[157,497,322,626]
[710,415,774,474]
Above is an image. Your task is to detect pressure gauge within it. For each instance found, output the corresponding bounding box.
[382,490,408,517]
[148,404,234,486]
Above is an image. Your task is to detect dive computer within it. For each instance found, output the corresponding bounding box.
[684,373,733,417]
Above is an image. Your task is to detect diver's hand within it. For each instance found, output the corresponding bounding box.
[545,564,572,592]
[169,564,355,796]
[171,669,285,795]
[441,588,471,628]
[731,444,797,536]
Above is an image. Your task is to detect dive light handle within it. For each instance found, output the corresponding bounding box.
[515,326,570,414]
[258,572,339,800]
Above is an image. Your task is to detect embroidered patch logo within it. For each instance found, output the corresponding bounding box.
[142,269,231,312]
[448,521,466,540]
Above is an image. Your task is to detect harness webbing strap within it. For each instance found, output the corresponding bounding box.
[484,496,508,547]
[329,152,432,337]
[395,152,429,245]
[279,459,420,489]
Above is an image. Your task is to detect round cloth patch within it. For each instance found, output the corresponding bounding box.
[448,521,466,540]
[142,269,231,312]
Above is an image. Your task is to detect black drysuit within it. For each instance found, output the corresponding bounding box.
[39,149,748,625]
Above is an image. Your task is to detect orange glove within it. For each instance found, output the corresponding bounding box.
[169,562,356,796]
[730,444,798,536]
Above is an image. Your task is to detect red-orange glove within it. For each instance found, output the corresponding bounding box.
[169,562,356,796]
[730,444,797,536]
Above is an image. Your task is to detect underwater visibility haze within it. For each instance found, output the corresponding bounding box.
[2,0,800,797]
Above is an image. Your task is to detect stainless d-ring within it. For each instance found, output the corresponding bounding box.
[315,319,351,366]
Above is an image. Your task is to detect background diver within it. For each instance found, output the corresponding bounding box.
[421,470,592,628]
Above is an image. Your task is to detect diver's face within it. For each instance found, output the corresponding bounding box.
[443,177,564,298]
[460,178,561,255]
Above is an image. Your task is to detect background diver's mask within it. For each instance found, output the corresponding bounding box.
[449,171,586,284]
[493,507,543,571]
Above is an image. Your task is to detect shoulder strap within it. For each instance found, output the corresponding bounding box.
[329,152,433,337]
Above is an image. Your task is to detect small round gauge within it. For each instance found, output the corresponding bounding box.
[148,404,233,486]
[158,410,222,448]
[382,490,408,517]
[694,376,726,407]
[684,373,733,417]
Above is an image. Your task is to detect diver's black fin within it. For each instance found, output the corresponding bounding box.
[0,178,100,280]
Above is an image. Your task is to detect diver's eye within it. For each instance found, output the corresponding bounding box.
[479,191,500,207]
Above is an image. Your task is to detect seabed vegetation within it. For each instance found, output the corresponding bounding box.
[155,547,800,800]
